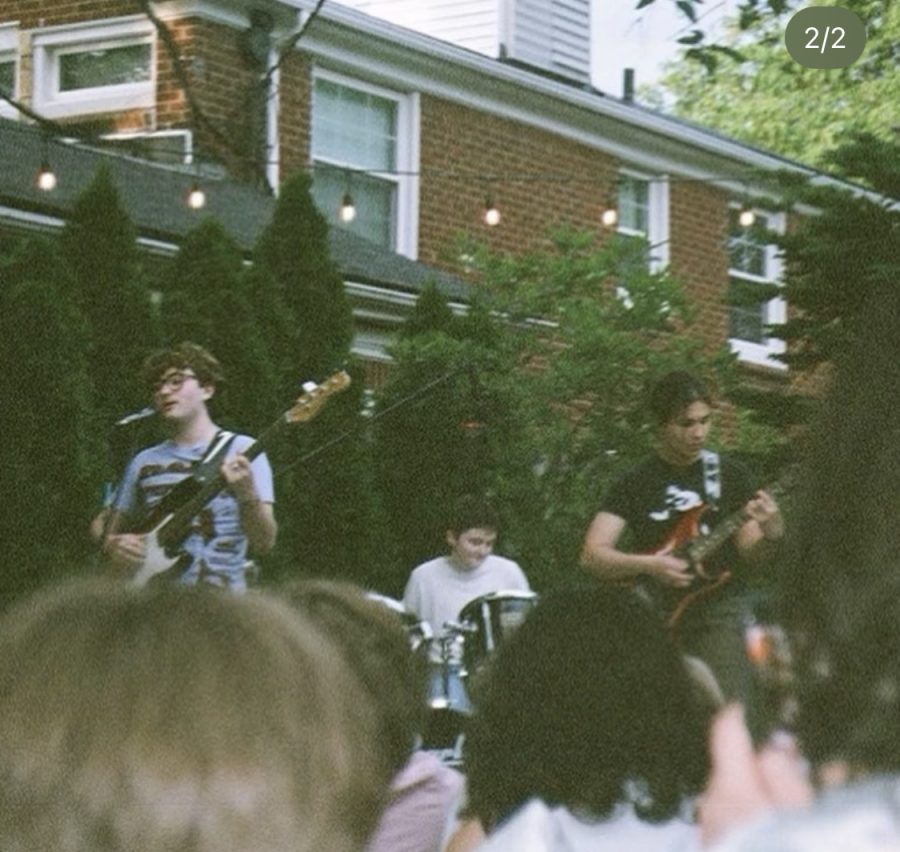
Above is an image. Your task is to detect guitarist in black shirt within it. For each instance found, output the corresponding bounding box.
[102,342,277,590]
[580,371,784,701]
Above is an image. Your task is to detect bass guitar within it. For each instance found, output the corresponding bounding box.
[130,371,351,587]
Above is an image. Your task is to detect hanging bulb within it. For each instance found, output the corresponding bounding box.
[187,183,206,210]
[340,192,357,223]
[738,204,756,228]
[600,202,618,228]
[36,160,57,191]
[483,197,501,227]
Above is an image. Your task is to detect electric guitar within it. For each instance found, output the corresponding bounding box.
[129,371,351,588]
[647,476,790,628]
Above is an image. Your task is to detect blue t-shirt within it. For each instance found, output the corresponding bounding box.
[114,434,274,591]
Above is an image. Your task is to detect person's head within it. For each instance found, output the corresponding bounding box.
[778,284,900,774]
[649,371,714,466]
[277,579,428,777]
[446,494,501,571]
[464,583,711,828]
[0,580,389,852]
[142,342,224,423]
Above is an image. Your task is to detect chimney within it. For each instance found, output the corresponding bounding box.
[623,67,635,103]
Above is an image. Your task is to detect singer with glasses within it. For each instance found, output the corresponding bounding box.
[100,342,276,590]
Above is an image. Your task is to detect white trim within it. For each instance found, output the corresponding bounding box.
[266,49,281,192]
[31,17,156,119]
[0,23,19,119]
[727,208,787,370]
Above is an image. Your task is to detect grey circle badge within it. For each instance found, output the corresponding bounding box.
[784,6,867,69]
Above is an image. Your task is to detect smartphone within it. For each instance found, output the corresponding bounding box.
[744,619,798,746]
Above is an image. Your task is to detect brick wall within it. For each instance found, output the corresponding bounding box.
[417,95,618,268]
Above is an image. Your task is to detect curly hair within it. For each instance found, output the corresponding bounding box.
[141,341,225,391]
[464,583,711,828]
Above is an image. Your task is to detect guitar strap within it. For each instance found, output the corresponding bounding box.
[191,430,237,486]
[700,449,721,508]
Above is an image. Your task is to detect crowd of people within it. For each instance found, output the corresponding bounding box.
[3,290,897,852]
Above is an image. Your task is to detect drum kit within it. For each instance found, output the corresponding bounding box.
[369,589,538,768]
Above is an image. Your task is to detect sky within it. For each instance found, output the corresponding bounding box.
[591,0,738,96]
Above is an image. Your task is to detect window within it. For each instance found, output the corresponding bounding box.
[615,172,669,271]
[32,18,155,119]
[311,70,418,255]
[0,24,16,118]
[727,207,786,367]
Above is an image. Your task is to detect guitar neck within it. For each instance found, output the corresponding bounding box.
[685,509,749,563]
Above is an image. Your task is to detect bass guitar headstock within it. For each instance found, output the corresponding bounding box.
[284,370,352,424]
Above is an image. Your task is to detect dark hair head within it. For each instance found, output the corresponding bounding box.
[447,494,500,536]
[278,579,428,776]
[141,341,225,392]
[0,580,388,852]
[464,583,711,827]
[648,371,712,427]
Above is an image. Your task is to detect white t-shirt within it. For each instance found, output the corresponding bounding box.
[476,798,700,852]
[402,554,530,637]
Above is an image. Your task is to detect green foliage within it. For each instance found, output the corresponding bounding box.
[161,218,279,434]
[657,0,900,172]
[372,228,740,592]
[0,236,103,602]
[253,171,353,384]
[60,165,161,423]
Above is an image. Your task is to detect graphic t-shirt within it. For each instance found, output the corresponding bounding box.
[601,452,756,584]
[114,434,274,591]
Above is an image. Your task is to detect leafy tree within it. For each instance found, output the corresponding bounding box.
[656,0,900,171]
[374,229,748,592]
[60,165,161,428]
[160,217,279,434]
[0,236,103,603]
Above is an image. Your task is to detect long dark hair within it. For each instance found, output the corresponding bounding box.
[464,583,711,828]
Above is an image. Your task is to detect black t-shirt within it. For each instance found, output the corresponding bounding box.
[601,452,757,581]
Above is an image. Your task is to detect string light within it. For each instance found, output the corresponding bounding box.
[339,191,357,223]
[738,203,756,228]
[483,196,501,227]
[600,199,619,228]
[187,182,206,209]
[36,159,57,191]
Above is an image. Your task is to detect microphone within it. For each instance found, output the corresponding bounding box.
[114,406,156,427]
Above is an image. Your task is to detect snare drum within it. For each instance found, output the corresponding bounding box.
[458,590,538,676]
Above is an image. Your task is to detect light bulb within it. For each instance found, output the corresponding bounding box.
[484,202,501,227]
[340,192,356,223]
[187,184,206,210]
[738,207,756,228]
[37,161,57,191]
[601,206,619,228]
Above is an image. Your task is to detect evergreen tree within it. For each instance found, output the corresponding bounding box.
[60,165,161,428]
[249,172,388,588]
[160,217,279,434]
[0,236,103,603]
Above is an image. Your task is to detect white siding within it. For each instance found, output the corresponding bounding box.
[335,0,591,82]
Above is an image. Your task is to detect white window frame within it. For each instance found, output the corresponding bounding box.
[727,206,787,369]
[0,23,18,119]
[616,169,669,271]
[31,17,155,119]
[311,67,419,258]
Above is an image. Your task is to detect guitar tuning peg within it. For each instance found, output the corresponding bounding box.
[301,381,318,393]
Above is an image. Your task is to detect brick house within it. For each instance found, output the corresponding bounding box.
[0,0,865,384]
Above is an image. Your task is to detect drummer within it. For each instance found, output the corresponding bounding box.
[403,494,531,671]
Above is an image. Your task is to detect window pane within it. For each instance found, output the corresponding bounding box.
[728,210,769,277]
[618,177,649,234]
[728,277,766,343]
[59,43,151,92]
[312,165,395,249]
[0,60,14,97]
[312,78,397,171]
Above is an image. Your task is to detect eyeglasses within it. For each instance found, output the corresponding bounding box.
[152,370,198,394]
